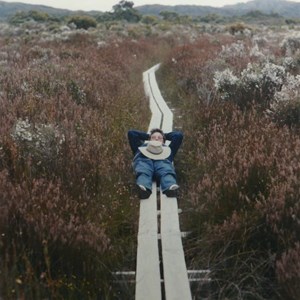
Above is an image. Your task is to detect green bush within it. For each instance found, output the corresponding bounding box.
[141,15,159,25]
[227,22,250,35]
[9,10,50,24]
[68,15,97,30]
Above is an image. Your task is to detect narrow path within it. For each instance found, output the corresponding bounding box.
[135,64,192,300]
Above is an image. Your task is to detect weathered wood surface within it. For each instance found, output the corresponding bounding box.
[135,64,191,300]
[146,64,173,133]
[160,192,192,300]
[143,65,163,131]
[135,182,161,300]
[136,67,163,299]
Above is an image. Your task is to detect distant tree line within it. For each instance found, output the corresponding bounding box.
[8,0,300,29]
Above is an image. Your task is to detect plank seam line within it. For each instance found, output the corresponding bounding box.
[147,70,164,129]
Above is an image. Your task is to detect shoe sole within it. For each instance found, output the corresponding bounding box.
[137,185,152,199]
[164,189,178,198]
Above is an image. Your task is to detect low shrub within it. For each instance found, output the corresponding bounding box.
[214,62,286,110]
[269,74,300,129]
[68,15,97,30]
[227,22,251,35]
[281,34,300,55]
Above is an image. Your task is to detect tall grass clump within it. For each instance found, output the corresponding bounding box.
[0,28,175,298]
[159,31,300,299]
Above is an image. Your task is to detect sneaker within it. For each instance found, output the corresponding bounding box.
[137,185,152,199]
[164,184,179,197]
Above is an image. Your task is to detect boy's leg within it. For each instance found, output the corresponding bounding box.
[154,160,178,195]
[133,158,154,198]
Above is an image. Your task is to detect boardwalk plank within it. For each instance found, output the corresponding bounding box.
[136,64,191,300]
[160,193,192,300]
[143,70,162,131]
[135,182,161,300]
[147,66,173,133]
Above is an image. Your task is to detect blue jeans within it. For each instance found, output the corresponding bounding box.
[133,157,177,192]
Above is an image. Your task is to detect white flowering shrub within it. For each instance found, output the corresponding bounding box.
[281,34,300,56]
[260,63,285,99]
[269,74,300,127]
[249,43,266,61]
[12,118,33,142]
[220,41,246,60]
[282,56,296,71]
[252,36,268,48]
[214,62,286,109]
[240,63,262,90]
[11,118,65,167]
[274,74,300,103]
[213,68,239,100]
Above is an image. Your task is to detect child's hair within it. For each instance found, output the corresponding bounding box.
[150,128,166,142]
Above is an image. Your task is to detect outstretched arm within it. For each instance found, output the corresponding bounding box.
[128,130,150,155]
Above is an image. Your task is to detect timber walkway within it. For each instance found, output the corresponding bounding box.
[134,64,209,300]
[135,64,190,300]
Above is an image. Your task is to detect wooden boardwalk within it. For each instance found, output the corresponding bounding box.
[135,64,192,300]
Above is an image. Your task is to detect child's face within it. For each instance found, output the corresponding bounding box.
[150,132,164,143]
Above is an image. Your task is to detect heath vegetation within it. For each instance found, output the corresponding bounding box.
[159,27,300,300]
[0,3,300,299]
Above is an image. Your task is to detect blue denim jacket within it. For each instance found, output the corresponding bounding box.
[128,130,183,162]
